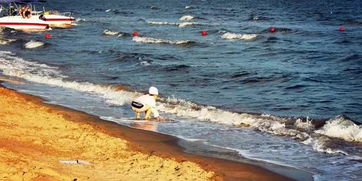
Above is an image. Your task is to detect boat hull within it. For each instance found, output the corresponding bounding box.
[40,15,76,28]
[0,16,50,32]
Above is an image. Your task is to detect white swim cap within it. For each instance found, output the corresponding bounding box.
[149,86,159,95]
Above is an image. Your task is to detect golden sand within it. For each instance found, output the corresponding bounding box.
[0,85,293,181]
[0,87,214,181]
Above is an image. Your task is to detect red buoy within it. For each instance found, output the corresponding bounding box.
[44,33,51,39]
[132,31,140,37]
[269,27,276,33]
[201,30,208,36]
[339,26,345,32]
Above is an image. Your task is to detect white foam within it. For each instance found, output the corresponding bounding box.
[76,18,86,22]
[105,9,112,12]
[158,97,308,140]
[147,21,202,28]
[0,51,137,106]
[132,36,193,45]
[310,137,348,155]
[103,29,121,36]
[302,137,313,145]
[24,40,44,49]
[178,136,207,142]
[315,116,362,142]
[294,118,314,131]
[140,61,151,66]
[185,6,192,9]
[147,21,176,25]
[347,156,362,161]
[221,32,258,41]
[204,143,296,168]
[180,15,194,21]
[177,22,201,27]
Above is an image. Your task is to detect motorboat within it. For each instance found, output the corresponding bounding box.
[0,15,50,32]
[0,2,50,32]
[1,1,76,29]
[36,10,76,28]
[29,1,76,28]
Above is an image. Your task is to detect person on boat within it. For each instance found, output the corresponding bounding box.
[24,6,32,18]
[131,86,164,121]
[19,5,26,17]
[19,5,31,19]
[8,5,17,16]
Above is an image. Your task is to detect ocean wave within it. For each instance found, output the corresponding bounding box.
[339,54,362,62]
[310,137,348,155]
[103,29,129,37]
[0,51,136,106]
[315,115,362,142]
[1,51,361,156]
[147,21,177,26]
[103,29,120,36]
[147,21,203,27]
[132,36,195,46]
[221,32,258,41]
[247,15,270,21]
[24,40,45,49]
[148,5,159,10]
[178,22,202,27]
[180,15,194,21]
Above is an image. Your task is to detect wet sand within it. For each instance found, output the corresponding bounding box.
[0,83,295,181]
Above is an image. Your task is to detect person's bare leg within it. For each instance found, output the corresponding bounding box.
[144,109,152,120]
[135,112,141,120]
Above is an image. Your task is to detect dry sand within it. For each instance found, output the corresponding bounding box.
[0,85,293,181]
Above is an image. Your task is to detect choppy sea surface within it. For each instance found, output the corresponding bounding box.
[1,0,362,180]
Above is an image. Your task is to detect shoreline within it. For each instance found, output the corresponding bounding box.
[0,82,310,180]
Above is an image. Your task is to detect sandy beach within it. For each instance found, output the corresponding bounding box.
[0,83,293,181]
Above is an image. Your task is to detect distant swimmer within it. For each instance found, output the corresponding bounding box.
[131,86,164,121]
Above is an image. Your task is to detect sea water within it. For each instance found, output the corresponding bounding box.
[1,0,362,180]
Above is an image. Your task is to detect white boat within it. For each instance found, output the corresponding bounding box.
[29,2,76,28]
[36,10,76,28]
[0,16,50,32]
[0,4,50,32]
[1,2,75,29]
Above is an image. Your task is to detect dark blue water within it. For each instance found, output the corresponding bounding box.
[7,0,362,121]
[1,0,362,180]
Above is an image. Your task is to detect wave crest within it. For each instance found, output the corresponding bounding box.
[147,21,177,25]
[0,51,136,106]
[221,32,258,40]
[132,36,195,45]
[103,29,129,37]
[180,15,195,21]
[24,40,45,49]
[316,115,362,142]
[147,21,203,27]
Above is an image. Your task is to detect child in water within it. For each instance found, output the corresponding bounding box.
[131,86,164,121]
